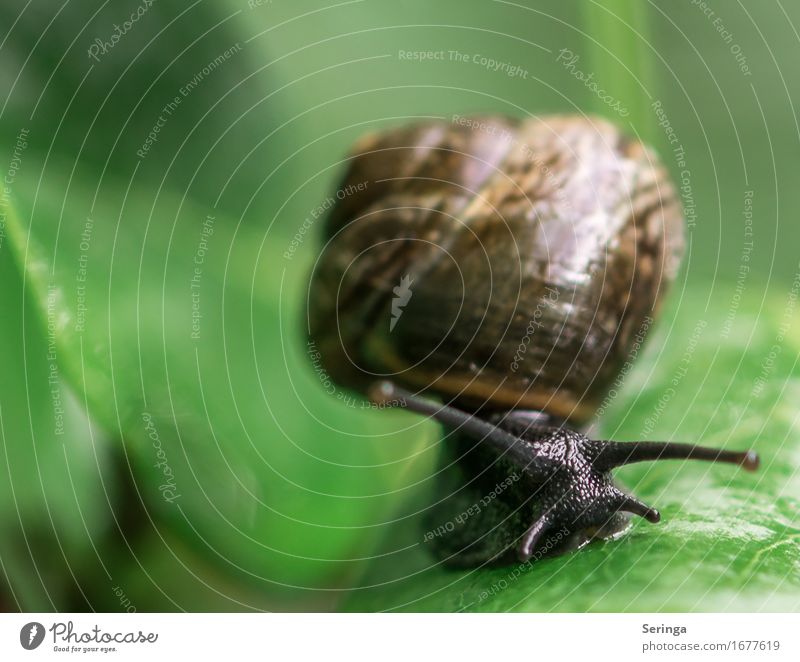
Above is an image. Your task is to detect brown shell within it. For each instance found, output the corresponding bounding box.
[307,115,684,425]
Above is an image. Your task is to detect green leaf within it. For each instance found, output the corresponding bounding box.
[0,1,290,220]
[6,162,438,605]
[0,198,112,610]
[344,284,800,611]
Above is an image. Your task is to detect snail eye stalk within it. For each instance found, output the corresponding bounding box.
[591,440,759,473]
[369,380,760,475]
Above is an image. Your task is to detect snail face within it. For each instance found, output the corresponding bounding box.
[369,382,758,566]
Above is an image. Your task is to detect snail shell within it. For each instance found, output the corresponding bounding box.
[307,115,684,424]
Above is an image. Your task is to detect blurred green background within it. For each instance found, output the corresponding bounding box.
[0,0,798,612]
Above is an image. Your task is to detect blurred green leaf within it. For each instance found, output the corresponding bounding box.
[343,286,800,611]
[6,161,438,607]
[0,0,295,220]
[0,199,112,610]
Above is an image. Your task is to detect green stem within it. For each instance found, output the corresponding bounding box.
[581,0,657,144]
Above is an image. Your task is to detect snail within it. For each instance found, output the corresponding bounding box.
[306,114,759,566]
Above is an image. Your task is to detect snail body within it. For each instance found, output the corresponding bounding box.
[307,115,758,566]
